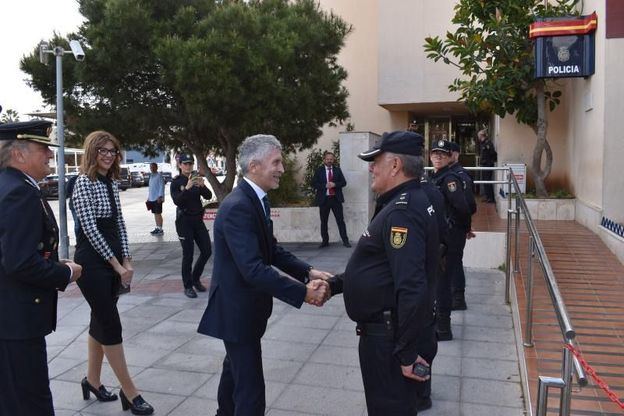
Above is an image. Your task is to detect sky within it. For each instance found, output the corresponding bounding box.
[0,0,84,119]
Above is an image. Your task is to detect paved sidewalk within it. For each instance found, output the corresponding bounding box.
[49,242,525,415]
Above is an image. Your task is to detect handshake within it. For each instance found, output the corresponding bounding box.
[304,269,333,307]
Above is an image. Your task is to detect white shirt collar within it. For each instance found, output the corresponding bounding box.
[243,177,267,202]
[23,172,41,190]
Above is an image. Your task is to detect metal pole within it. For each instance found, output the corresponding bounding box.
[524,235,535,347]
[514,195,520,273]
[560,346,574,416]
[505,209,513,304]
[54,48,69,259]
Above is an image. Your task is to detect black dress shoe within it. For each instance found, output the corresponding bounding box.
[81,377,118,402]
[343,241,351,247]
[318,242,329,248]
[120,390,154,415]
[184,287,198,298]
[193,281,207,292]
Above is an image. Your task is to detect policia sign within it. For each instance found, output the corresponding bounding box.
[530,12,597,79]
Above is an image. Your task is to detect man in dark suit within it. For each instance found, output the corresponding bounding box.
[311,151,351,247]
[0,120,82,415]
[198,134,331,416]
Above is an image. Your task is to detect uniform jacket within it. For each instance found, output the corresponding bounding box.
[478,139,497,166]
[429,166,472,231]
[197,179,311,343]
[311,164,346,205]
[0,167,70,340]
[329,180,440,365]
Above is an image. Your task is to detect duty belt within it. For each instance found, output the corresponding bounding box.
[356,310,394,337]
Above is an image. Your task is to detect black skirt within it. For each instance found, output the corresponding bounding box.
[75,217,123,345]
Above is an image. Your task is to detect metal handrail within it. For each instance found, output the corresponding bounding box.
[503,170,587,416]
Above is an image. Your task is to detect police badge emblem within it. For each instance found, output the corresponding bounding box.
[447,181,457,192]
[438,140,444,147]
[390,226,408,249]
[557,46,570,63]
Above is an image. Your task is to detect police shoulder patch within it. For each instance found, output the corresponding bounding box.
[447,181,457,192]
[390,226,408,249]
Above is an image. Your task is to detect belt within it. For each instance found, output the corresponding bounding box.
[356,310,394,336]
[356,322,393,337]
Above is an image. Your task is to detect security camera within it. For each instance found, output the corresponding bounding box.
[69,40,85,61]
[39,41,49,65]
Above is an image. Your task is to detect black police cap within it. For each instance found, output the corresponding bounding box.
[178,152,194,163]
[430,139,453,154]
[448,141,460,153]
[358,130,424,161]
[0,120,58,147]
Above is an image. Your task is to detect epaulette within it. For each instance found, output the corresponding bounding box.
[394,192,409,209]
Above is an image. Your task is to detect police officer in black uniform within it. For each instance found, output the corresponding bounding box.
[0,120,82,415]
[328,131,440,415]
[429,140,472,337]
[477,129,497,203]
[171,153,213,298]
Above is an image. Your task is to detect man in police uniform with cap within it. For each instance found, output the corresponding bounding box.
[0,120,82,415]
[328,130,440,415]
[429,140,472,334]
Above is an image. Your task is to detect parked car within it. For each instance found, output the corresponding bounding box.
[118,167,131,190]
[130,171,144,187]
[161,171,172,183]
[39,174,59,199]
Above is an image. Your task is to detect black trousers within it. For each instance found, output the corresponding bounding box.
[358,325,437,416]
[481,168,495,201]
[0,337,54,416]
[176,216,212,289]
[216,339,265,416]
[447,227,468,293]
[319,196,349,243]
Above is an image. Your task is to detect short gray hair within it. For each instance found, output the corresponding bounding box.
[238,134,282,175]
[0,140,30,169]
[394,153,424,179]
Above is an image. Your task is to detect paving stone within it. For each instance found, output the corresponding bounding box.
[132,367,211,396]
[272,384,366,416]
[461,378,524,408]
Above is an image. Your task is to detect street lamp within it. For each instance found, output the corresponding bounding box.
[39,39,85,259]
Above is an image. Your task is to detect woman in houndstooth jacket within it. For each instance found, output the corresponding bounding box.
[72,131,153,415]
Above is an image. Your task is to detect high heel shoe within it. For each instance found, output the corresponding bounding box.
[81,377,118,402]
[120,389,154,415]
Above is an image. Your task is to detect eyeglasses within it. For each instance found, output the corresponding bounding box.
[97,147,120,156]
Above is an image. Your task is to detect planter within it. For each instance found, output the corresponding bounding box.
[498,197,576,220]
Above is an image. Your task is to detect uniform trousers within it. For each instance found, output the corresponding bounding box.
[176,215,212,289]
[481,168,495,201]
[216,339,265,416]
[319,196,349,243]
[447,227,468,294]
[358,325,437,416]
[0,337,54,416]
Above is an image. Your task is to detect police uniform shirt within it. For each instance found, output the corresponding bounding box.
[170,174,213,217]
[450,162,477,216]
[337,179,439,365]
[429,166,471,231]
[479,139,497,166]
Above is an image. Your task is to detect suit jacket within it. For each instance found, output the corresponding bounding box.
[0,167,70,340]
[197,179,310,343]
[311,165,347,206]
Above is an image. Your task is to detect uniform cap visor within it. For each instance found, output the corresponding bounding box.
[17,135,60,147]
[430,147,451,153]
[357,148,382,161]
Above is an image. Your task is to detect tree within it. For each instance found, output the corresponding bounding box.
[424,0,579,197]
[21,0,351,201]
[0,108,21,123]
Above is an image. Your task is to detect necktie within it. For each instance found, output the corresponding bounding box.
[328,167,336,196]
[262,195,271,224]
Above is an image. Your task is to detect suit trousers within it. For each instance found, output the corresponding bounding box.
[0,337,54,416]
[319,196,348,243]
[358,324,437,416]
[216,339,265,416]
[176,216,212,289]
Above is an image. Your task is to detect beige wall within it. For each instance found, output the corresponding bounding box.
[378,0,460,105]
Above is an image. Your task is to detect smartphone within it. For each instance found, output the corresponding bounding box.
[412,362,430,377]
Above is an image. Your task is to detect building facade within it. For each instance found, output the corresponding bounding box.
[309,0,624,262]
